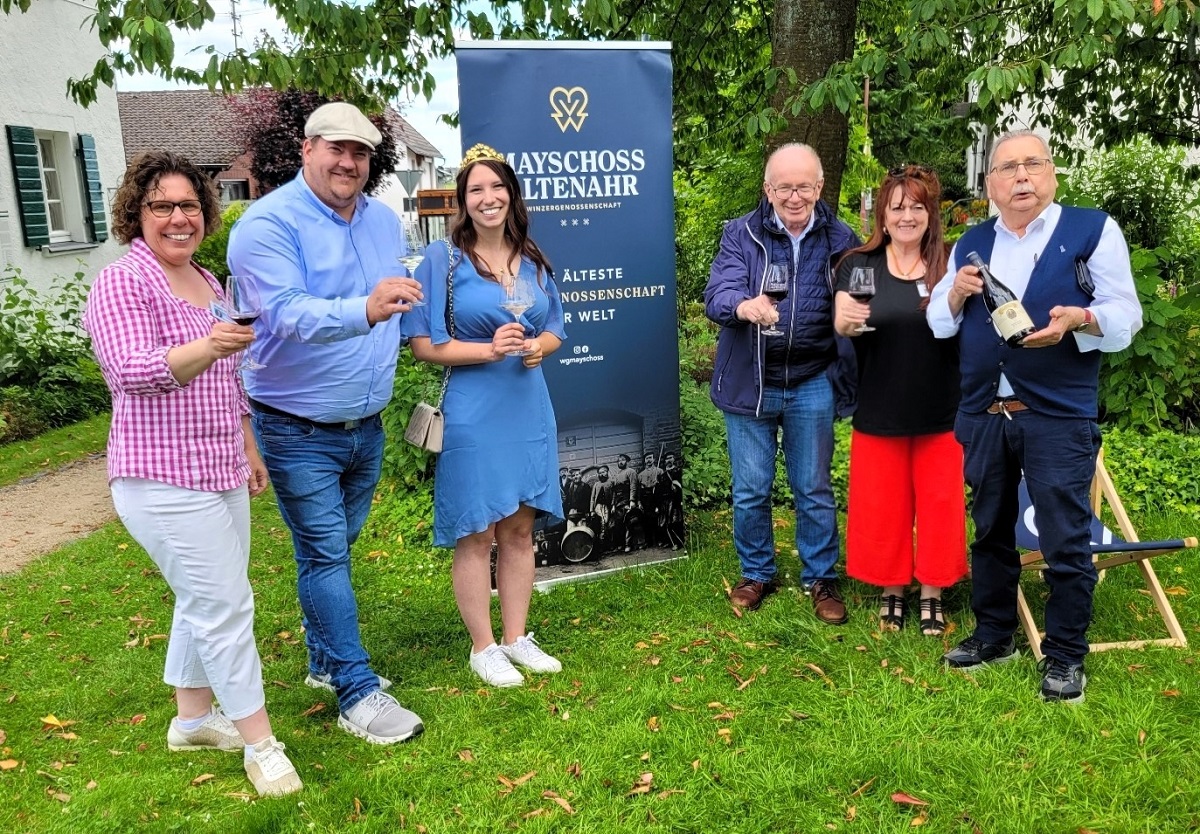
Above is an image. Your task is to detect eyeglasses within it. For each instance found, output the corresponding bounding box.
[144,200,203,218]
[768,183,820,199]
[989,158,1052,178]
[888,164,936,178]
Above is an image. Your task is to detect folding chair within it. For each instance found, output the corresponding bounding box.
[1014,449,1197,660]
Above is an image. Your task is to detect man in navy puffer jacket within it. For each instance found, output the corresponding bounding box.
[704,143,859,622]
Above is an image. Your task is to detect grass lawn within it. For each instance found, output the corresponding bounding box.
[1,488,1198,832]
[0,414,110,488]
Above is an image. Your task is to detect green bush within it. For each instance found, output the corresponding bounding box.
[1101,427,1200,522]
[193,200,250,283]
[1096,245,1200,432]
[379,349,442,488]
[0,265,108,442]
[674,147,762,308]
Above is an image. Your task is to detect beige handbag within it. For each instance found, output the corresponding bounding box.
[404,245,457,454]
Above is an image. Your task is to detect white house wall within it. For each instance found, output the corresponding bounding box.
[0,0,127,292]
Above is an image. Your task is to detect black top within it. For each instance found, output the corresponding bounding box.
[835,249,960,436]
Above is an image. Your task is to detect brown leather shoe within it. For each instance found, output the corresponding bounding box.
[809,579,848,624]
[729,578,776,611]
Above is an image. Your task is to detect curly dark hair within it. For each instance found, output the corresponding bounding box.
[110,151,222,245]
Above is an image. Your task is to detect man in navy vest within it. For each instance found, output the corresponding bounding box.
[927,130,1142,703]
[705,143,859,623]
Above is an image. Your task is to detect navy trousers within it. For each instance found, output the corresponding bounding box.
[954,409,1101,664]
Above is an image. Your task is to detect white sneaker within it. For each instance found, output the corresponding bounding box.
[244,735,303,797]
[337,690,424,745]
[469,644,524,687]
[501,632,563,674]
[166,709,242,752]
[304,671,392,693]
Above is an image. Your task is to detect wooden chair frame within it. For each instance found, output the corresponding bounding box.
[1015,450,1195,660]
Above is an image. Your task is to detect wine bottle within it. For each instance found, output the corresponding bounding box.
[965,251,1035,347]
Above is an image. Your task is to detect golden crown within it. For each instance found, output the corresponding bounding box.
[462,143,506,168]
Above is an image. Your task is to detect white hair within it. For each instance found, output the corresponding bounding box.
[765,142,824,181]
[988,130,1052,170]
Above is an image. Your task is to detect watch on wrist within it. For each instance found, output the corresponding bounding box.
[1074,308,1094,333]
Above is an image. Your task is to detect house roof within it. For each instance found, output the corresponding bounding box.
[117,90,443,166]
[385,110,443,160]
[118,90,245,167]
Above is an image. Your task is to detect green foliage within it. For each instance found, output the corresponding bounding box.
[673,147,763,307]
[0,266,109,442]
[378,350,442,489]
[1094,246,1200,432]
[1102,427,1200,522]
[193,200,249,283]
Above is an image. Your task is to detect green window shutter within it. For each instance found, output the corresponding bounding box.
[76,133,109,243]
[5,124,50,246]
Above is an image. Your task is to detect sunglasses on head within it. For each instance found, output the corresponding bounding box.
[888,164,937,178]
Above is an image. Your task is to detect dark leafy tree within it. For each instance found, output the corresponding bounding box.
[223,88,400,194]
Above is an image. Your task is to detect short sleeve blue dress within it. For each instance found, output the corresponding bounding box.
[402,241,566,547]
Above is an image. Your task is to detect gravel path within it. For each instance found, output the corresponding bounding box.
[0,455,115,574]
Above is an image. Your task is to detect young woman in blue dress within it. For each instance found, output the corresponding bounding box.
[404,144,567,687]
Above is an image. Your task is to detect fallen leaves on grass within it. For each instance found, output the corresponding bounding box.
[646,716,660,732]
[542,790,575,813]
[910,810,929,826]
[892,792,929,806]
[457,749,474,762]
[850,776,876,798]
[301,702,327,718]
[0,759,20,771]
[1162,689,1181,697]
[129,714,146,725]
[1138,729,1147,747]
[40,715,76,731]
[566,761,581,779]
[191,773,216,787]
[497,771,537,795]
[626,772,654,796]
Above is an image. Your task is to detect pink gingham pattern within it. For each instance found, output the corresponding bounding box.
[83,238,251,492]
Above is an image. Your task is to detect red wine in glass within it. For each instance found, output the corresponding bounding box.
[232,312,261,326]
[848,266,876,332]
[761,264,788,336]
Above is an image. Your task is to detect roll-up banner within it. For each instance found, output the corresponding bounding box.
[457,42,684,582]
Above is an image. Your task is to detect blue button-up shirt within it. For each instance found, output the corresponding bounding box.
[227,171,406,423]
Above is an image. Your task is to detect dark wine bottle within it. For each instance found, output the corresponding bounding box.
[965,251,1035,347]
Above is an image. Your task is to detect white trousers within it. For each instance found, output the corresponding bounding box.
[111,478,265,720]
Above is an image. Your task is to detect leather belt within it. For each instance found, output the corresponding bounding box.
[249,398,374,430]
[986,398,1029,419]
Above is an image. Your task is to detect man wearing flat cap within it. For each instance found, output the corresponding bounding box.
[228,101,424,745]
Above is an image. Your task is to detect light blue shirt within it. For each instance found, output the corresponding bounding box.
[227,171,406,422]
[927,202,1142,396]
[771,208,816,271]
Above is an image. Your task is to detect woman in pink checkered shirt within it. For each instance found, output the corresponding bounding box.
[82,151,300,798]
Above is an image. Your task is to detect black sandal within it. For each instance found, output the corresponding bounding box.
[879,594,906,632]
[919,597,945,636]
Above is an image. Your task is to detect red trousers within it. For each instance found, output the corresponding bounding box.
[845,429,967,588]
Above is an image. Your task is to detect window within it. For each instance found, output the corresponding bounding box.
[4,125,108,249]
[219,179,250,203]
[36,134,70,242]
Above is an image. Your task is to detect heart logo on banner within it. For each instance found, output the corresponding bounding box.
[549,86,589,133]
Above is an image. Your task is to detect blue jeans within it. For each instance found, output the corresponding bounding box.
[955,409,1100,664]
[252,411,385,712]
[723,374,839,586]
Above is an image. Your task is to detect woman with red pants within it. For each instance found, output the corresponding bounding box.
[833,165,967,635]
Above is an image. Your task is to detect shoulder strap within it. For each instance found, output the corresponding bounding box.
[435,242,459,409]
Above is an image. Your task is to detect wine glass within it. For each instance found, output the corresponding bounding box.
[760,264,788,336]
[398,221,427,306]
[847,266,876,333]
[210,274,266,370]
[498,272,535,357]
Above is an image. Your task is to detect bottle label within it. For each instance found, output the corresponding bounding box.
[991,301,1035,340]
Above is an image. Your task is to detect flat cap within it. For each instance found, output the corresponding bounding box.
[304,102,382,150]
